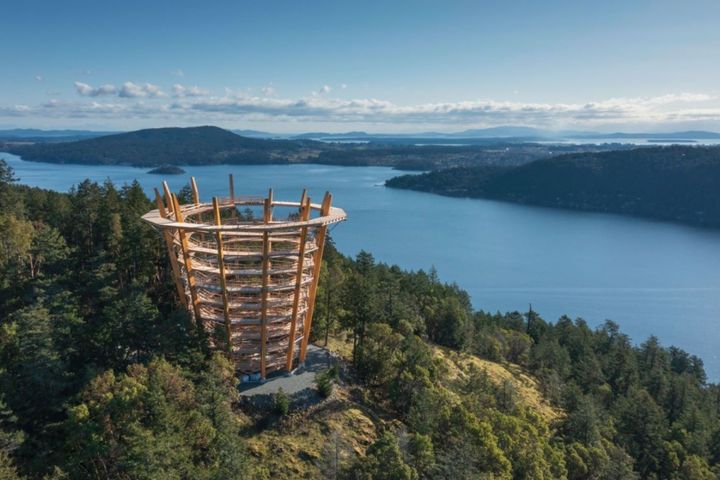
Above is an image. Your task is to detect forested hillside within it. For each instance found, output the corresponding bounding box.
[4,125,635,170]
[387,146,720,227]
[5,126,319,166]
[1,159,719,479]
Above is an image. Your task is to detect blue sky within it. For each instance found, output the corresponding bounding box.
[2,0,720,132]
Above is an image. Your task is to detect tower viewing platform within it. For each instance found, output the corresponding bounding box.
[142,174,346,379]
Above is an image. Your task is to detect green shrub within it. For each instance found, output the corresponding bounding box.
[272,388,290,416]
[316,366,338,398]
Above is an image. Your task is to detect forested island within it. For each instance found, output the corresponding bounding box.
[387,145,720,227]
[2,125,636,171]
[147,165,185,175]
[1,158,719,479]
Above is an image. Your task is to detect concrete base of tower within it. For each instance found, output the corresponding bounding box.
[238,345,333,410]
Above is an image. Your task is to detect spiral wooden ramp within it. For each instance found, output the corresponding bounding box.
[141,174,346,379]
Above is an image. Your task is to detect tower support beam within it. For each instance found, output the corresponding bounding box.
[286,192,310,371]
[212,197,232,353]
[299,192,332,363]
[171,193,203,327]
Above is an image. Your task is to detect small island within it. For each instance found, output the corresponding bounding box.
[148,165,185,175]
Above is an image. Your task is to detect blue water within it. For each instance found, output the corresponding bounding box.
[4,152,720,380]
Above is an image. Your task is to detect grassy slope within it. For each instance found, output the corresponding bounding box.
[243,337,561,478]
[243,393,380,479]
[432,346,560,424]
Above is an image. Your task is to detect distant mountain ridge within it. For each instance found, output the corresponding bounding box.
[574,130,720,140]
[0,128,118,143]
[286,126,553,140]
[4,125,719,142]
[284,127,720,141]
[0,128,118,138]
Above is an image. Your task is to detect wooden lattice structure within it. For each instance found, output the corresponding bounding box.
[141,175,346,378]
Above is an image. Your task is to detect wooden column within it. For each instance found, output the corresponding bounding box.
[162,181,173,215]
[299,192,332,363]
[190,176,200,205]
[154,188,187,307]
[259,192,273,378]
[227,174,237,219]
[161,181,186,303]
[285,192,310,371]
[228,174,235,202]
[172,193,203,327]
[213,197,232,354]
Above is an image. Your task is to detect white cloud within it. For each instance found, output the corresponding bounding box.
[177,92,720,128]
[75,81,117,97]
[7,89,720,130]
[261,84,276,96]
[172,84,209,97]
[35,75,43,82]
[75,81,167,99]
[341,83,347,89]
[312,85,332,96]
[119,82,166,98]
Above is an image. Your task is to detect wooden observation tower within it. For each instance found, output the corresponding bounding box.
[142,175,346,379]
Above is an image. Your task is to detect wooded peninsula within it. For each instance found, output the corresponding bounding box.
[386,146,720,228]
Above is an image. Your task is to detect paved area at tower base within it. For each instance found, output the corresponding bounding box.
[238,345,332,409]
